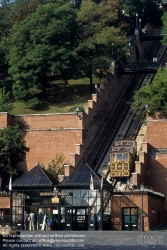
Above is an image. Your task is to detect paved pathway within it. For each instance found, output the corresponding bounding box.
[1,230,167,250]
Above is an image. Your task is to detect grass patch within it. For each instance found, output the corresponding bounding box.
[10,77,99,114]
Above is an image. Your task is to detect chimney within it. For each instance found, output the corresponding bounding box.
[58,175,64,182]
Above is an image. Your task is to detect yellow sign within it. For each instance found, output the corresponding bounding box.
[52,197,59,203]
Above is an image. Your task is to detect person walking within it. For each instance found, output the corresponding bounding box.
[29,212,35,230]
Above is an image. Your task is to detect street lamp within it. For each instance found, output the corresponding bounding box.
[145,104,149,117]
[140,183,144,231]
[127,178,130,189]
[76,106,79,115]
[76,106,82,119]
[9,174,13,227]
[139,18,141,29]
[111,42,114,56]
[145,104,148,110]
[136,13,139,28]
[129,41,132,52]
[95,84,100,96]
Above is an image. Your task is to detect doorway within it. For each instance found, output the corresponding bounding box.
[72,207,88,230]
[122,207,138,231]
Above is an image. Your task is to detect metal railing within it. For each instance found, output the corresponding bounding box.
[117,62,162,74]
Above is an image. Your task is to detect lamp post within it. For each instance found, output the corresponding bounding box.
[76,106,79,115]
[111,42,114,57]
[139,18,141,29]
[58,194,61,230]
[140,183,144,231]
[76,106,82,119]
[145,103,148,110]
[127,178,130,189]
[100,186,103,230]
[145,103,149,117]
[129,41,132,53]
[9,174,13,228]
[136,13,139,28]
[95,84,100,95]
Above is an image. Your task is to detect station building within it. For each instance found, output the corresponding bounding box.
[1,112,167,231]
[0,113,167,231]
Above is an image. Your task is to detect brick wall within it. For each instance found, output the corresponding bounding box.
[148,195,167,229]
[0,195,10,208]
[145,113,167,208]
[111,192,166,231]
[19,129,83,171]
[0,70,137,173]
[0,113,8,128]
[0,39,154,174]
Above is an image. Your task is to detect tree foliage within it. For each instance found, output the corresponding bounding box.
[6,1,78,106]
[118,0,163,29]
[0,87,13,112]
[1,0,163,107]
[0,0,49,39]
[130,68,167,118]
[0,0,45,84]
[76,0,128,90]
[41,154,66,180]
[0,126,29,189]
[162,12,167,46]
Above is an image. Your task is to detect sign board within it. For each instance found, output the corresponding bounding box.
[40,192,55,196]
[53,209,58,214]
[52,197,59,203]
[40,191,72,196]
[59,192,72,196]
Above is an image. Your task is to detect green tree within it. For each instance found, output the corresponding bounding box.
[130,68,167,118]
[0,0,46,90]
[162,12,167,46]
[41,154,66,180]
[0,87,12,112]
[76,0,128,90]
[118,0,163,29]
[0,0,48,37]
[6,2,78,107]
[0,126,29,189]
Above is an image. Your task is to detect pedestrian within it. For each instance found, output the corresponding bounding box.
[97,213,101,222]
[29,212,35,230]
[24,211,29,230]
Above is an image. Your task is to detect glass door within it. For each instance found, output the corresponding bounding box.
[72,207,88,230]
[122,207,138,231]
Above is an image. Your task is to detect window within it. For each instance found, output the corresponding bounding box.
[117,154,122,161]
[124,153,129,161]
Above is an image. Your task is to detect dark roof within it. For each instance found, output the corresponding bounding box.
[58,163,111,189]
[12,164,59,188]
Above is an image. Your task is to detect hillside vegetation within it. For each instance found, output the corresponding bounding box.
[0,0,163,114]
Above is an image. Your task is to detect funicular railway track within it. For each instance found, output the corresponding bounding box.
[86,40,163,171]
[126,44,167,140]
[90,41,167,182]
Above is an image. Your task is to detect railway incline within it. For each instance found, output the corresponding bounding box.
[86,34,167,186]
